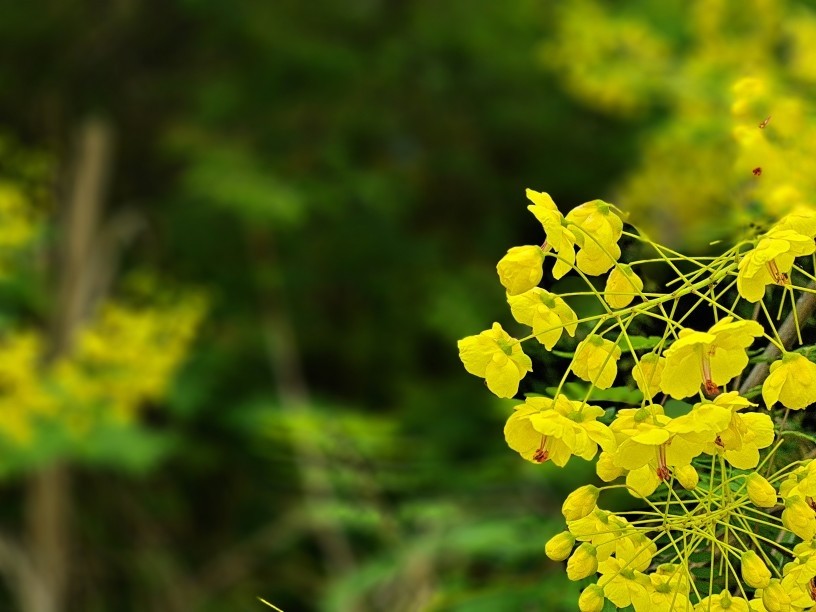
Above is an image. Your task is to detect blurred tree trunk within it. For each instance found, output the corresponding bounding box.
[21,118,113,612]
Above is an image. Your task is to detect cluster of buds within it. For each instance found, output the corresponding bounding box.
[458,186,816,610]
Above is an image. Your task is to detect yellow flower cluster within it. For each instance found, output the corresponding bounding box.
[459,187,816,608]
[0,292,205,446]
[545,1,816,246]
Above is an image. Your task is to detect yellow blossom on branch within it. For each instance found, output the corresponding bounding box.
[762,352,816,410]
[457,323,532,398]
[660,317,763,399]
[737,228,815,302]
[566,200,623,276]
[507,288,577,349]
[572,335,621,389]
[496,245,545,295]
[604,264,644,308]
[526,189,577,279]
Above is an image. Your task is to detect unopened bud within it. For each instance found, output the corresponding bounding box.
[675,465,699,490]
[566,543,598,581]
[545,531,575,562]
[562,485,600,521]
[747,473,777,508]
[741,550,771,589]
[578,583,605,612]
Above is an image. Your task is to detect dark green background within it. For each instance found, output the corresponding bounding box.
[0,1,655,610]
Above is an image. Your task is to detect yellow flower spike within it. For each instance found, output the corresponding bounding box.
[674,464,698,490]
[567,543,598,581]
[660,317,763,399]
[782,496,816,540]
[572,335,621,389]
[545,531,576,561]
[496,245,545,295]
[747,473,778,508]
[604,264,644,309]
[578,584,605,612]
[566,199,624,276]
[507,288,577,350]
[525,189,577,279]
[742,550,772,589]
[737,229,816,302]
[458,323,532,398]
[703,392,774,469]
[562,485,600,521]
[762,353,816,410]
[696,590,752,612]
[762,579,792,612]
[597,556,650,610]
[632,353,665,400]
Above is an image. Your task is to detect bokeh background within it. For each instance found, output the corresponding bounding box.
[1,1,815,610]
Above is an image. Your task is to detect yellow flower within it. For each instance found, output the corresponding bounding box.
[632,353,665,400]
[562,485,600,521]
[696,590,751,612]
[458,323,532,398]
[526,189,577,279]
[507,288,577,349]
[774,205,816,238]
[545,531,576,561]
[762,579,792,612]
[569,509,630,562]
[604,264,644,308]
[660,317,763,399]
[597,556,650,610]
[566,200,624,276]
[610,403,730,497]
[578,584,605,612]
[762,353,816,410]
[573,335,621,389]
[742,551,772,589]
[567,543,598,581]
[504,395,615,466]
[737,228,816,302]
[496,245,545,295]
[703,392,775,469]
[648,564,692,612]
[747,473,778,508]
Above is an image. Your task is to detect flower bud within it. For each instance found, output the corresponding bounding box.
[566,543,598,581]
[741,550,771,589]
[782,496,816,540]
[545,531,575,562]
[562,485,600,521]
[496,245,545,296]
[578,584,605,612]
[762,579,792,612]
[674,465,699,490]
[596,451,624,482]
[747,473,778,508]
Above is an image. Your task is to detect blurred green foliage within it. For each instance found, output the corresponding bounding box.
[5,0,812,610]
